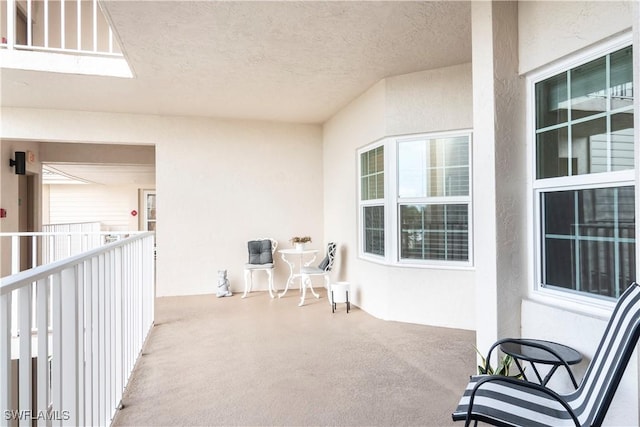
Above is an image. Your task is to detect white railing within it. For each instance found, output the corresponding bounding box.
[1,227,139,275]
[0,232,155,426]
[1,228,145,344]
[42,222,102,265]
[1,0,122,56]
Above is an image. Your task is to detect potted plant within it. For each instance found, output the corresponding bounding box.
[476,347,524,379]
[290,236,312,251]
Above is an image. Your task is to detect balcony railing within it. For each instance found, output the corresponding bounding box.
[1,0,122,56]
[1,227,139,276]
[0,232,155,426]
[1,226,146,343]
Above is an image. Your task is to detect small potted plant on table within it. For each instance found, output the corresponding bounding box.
[290,236,312,251]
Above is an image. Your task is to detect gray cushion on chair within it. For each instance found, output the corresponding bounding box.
[318,255,330,271]
[248,240,273,264]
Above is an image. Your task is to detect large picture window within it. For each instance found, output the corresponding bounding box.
[358,131,472,266]
[534,43,635,299]
[398,135,470,262]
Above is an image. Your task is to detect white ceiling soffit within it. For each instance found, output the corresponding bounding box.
[1,1,471,124]
[43,164,156,186]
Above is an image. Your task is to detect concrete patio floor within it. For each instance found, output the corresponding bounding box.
[112,289,476,426]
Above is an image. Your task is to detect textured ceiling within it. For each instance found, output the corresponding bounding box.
[1,1,471,124]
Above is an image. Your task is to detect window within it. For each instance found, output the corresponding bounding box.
[360,145,385,256]
[358,131,472,266]
[398,136,470,262]
[534,43,635,299]
[143,190,157,231]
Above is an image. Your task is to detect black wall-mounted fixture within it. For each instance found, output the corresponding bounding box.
[9,151,26,175]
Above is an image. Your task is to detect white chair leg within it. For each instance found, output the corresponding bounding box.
[325,275,332,305]
[266,269,274,298]
[242,269,252,298]
[308,277,320,299]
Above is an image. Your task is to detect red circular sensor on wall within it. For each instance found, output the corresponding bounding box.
[131,210,138,216]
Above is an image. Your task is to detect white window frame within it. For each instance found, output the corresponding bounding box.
[527,33,635,304]
[358,140,388,261]
[358,130,473,268]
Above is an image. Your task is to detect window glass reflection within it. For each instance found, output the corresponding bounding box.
[570,57,606,120]
[541,187,635,298]
[536,74,568,129]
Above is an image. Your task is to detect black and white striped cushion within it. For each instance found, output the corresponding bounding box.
[453,282,640,427]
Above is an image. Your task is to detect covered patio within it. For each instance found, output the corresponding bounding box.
[112,291,475,426]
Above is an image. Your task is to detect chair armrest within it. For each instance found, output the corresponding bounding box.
[465,375,580,427]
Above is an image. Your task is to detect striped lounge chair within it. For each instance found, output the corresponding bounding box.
[452,282,640,427]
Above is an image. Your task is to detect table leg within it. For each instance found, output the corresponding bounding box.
[513,358,528,381]
[299,275,307,307]
[530,362,545,385]
[541,365,560,386]
[278,253,296,298]
[298,275,321,306]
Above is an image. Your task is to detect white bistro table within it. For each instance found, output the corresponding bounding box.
[278,248,319,301]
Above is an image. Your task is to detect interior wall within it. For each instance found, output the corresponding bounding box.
[0,139,42,277]
[46,184,143,231]
[323,64,476,330]
[0,108,323,297]
[156,116,323,297]
[39,143,156,232]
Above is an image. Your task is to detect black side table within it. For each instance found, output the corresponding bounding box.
[499,338,582,389]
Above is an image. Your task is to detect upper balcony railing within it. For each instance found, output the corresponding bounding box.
[1,0,122,57]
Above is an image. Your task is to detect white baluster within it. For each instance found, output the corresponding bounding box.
[19,284,33,427]
[0,293,12,421]
[36,278,49,427]
[60,267,78,426]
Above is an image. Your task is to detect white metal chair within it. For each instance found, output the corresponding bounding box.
[298,242,336,307]
[243,238,278,298]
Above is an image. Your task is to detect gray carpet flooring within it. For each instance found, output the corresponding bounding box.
[111,290,476,426]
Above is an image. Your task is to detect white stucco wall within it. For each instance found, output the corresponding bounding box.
[516,2,639,425]
[518,1,633,75]
[470,0,528,359]
[0,108,323,297]
[156,116,323,297]
[323,64,476,330]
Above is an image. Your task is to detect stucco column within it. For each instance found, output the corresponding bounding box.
[471,1,526,353]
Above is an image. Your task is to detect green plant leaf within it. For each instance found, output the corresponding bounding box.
[474,346,525,379]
